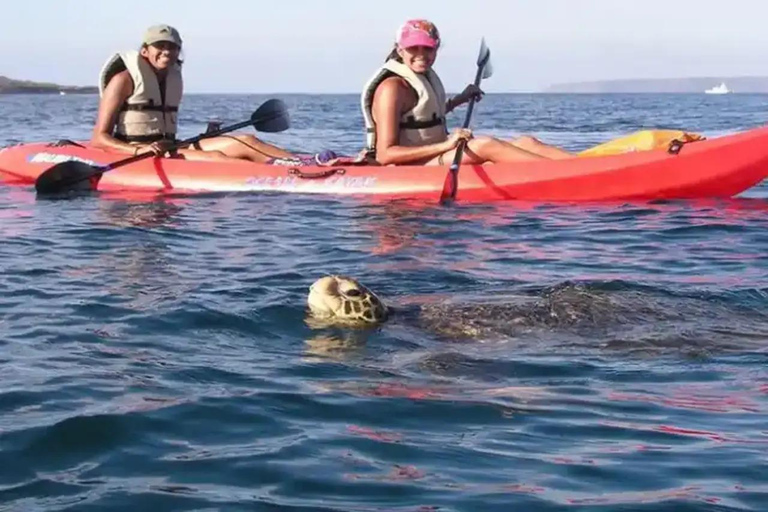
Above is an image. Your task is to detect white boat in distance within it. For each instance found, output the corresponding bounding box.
[705,82,731,94]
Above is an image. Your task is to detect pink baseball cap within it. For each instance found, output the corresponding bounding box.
[396,19,441,49]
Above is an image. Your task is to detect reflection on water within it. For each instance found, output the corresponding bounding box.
[303,333,368,361]
[96,198,186,229]
[54,200,194,312]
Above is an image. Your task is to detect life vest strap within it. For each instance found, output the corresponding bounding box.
[399,114,444,130]
[114,133,174,143]
[120,104,179,113]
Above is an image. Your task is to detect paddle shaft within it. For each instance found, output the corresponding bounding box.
[100,116,257,172]
[442,53,491,203]
[449,63,487,173]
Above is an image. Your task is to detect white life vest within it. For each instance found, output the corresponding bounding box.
[361,59,447,152]
[98,50,183,143]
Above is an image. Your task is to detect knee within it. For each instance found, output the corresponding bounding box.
[201,149,228,160]
[233,134,261,145]
[467,135,499,154]
[513,135,542,147]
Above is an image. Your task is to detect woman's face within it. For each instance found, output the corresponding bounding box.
[397,45,437,74]
[140,41,180,71]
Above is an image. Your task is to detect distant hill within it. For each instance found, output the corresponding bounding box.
[0,75,97,94]
[543,76,768,93]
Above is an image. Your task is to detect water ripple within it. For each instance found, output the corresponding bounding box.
[1,94,767,510]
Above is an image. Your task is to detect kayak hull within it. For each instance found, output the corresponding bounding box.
[2,128,768,202]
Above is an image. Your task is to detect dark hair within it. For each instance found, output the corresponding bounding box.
[384,44,403,63]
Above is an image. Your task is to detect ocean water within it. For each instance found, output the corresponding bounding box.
[0,93,767,511]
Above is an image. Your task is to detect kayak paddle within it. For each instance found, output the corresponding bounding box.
[34,98,290,195]
[439,38,494,205]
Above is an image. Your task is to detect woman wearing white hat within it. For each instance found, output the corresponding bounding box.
[91,24,296,162]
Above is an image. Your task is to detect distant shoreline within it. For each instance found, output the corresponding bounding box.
[544,76,768,93]
[4,72,768,95]
[0,75,97,95]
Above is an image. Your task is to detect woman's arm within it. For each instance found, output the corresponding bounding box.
[445,84,484,114]
[372,77,454,165]
[445,96,459,114]
[90,70,140,154]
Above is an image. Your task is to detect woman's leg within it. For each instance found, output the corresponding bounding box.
[194,134,296,163]
[425,135,545,166]
[175,148,236,162]
[507,135,573,160]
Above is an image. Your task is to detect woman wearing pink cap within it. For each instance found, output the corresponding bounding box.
[361,19,572,166]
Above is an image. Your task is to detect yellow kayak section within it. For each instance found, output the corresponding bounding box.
[578,130,705,157]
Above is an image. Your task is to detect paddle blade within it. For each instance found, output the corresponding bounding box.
[35,160,99,194]
[477,38,493,79]
[482,57,493,80]
[251,98,290,133]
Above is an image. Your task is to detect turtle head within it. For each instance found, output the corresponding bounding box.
[307,275,388,326]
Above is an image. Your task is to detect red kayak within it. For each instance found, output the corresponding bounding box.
[1,128,768,202]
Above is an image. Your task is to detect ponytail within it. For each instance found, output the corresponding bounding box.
[384,44,403,63]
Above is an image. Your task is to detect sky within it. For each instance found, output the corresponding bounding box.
[1,0,766,93]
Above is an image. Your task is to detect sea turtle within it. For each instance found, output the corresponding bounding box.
[306,275,390,328]
[306,275,646,342]
[305,275,768,360]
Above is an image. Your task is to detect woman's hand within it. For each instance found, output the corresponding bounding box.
[443,128,473,151]
[453,84,485,107]
[133,140,174,157]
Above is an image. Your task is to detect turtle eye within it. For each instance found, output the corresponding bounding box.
[345,288,362,297]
